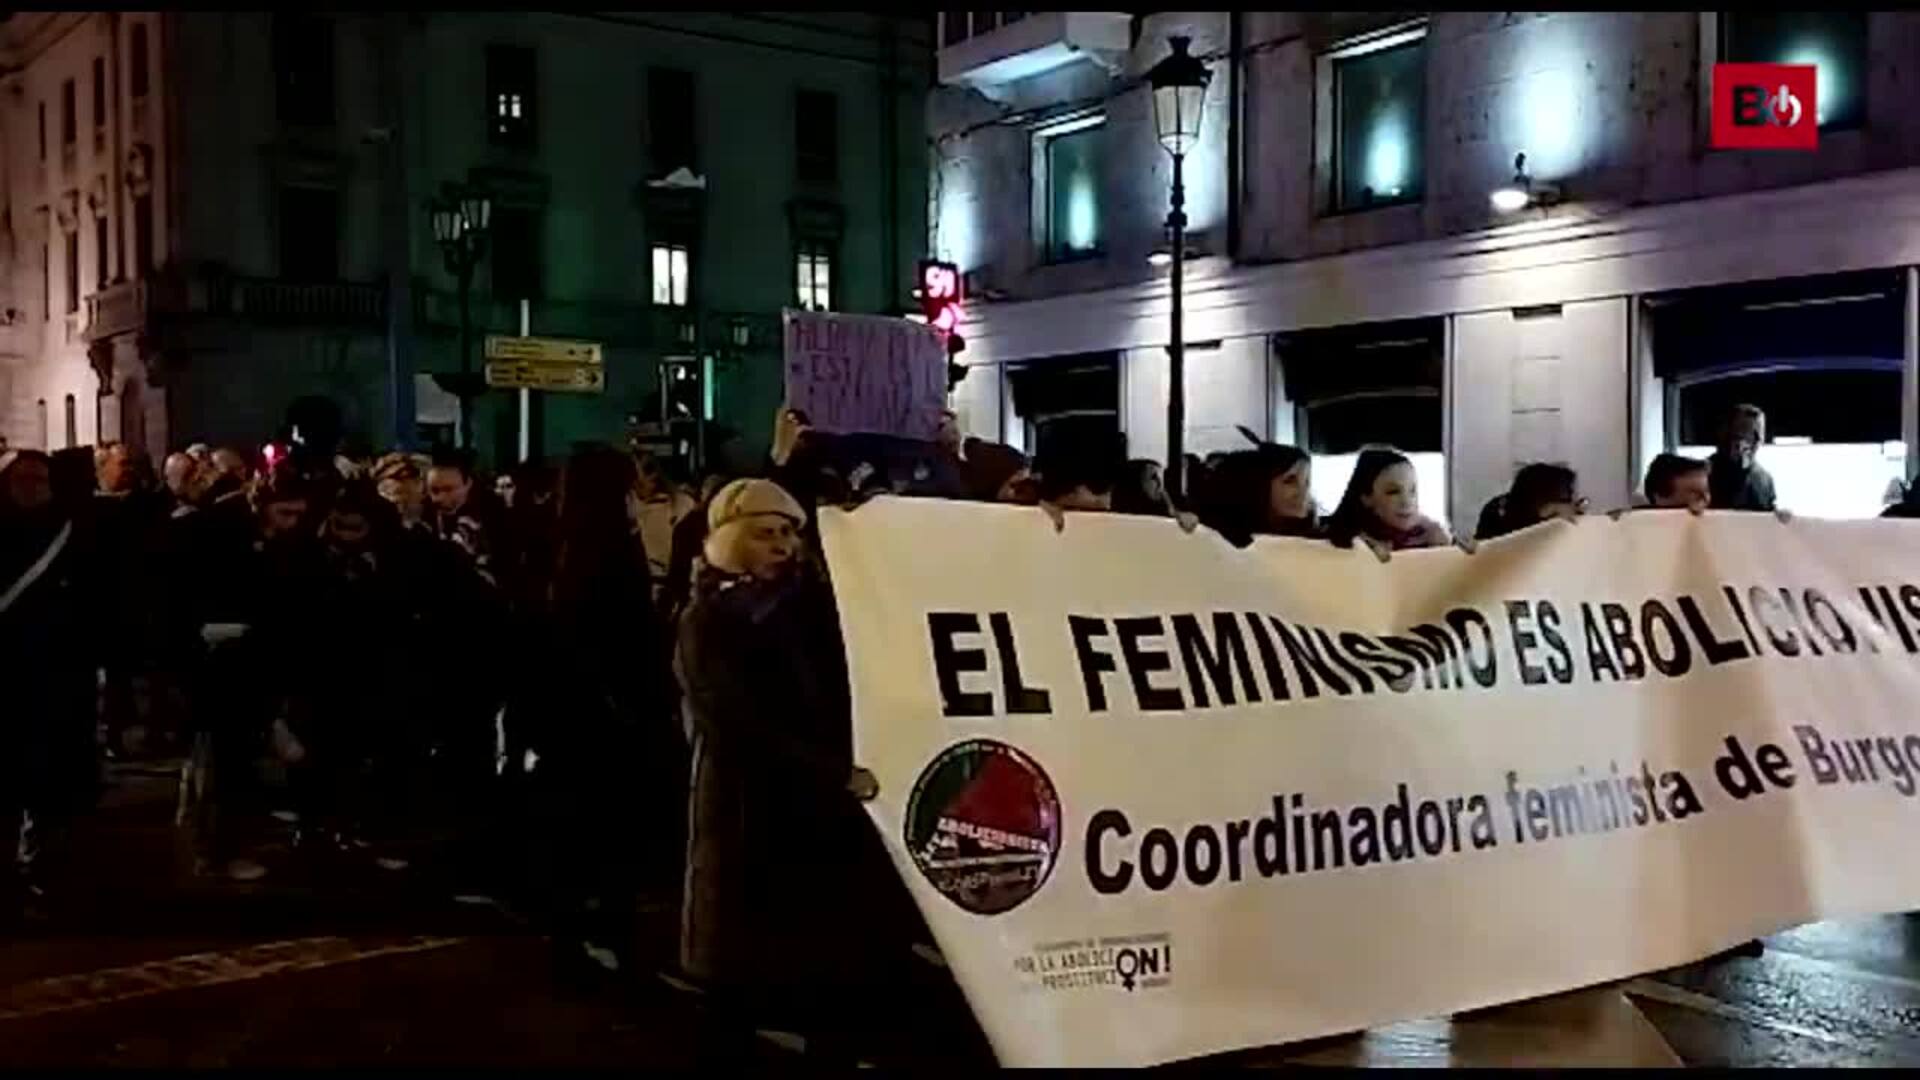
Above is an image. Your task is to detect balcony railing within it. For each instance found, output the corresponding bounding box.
[85,271,387,339]
[937,11,1131,88]
[85,278,146,342]
[413,288,783,354]
[232,278,384,324]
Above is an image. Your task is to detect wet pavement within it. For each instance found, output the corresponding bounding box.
[4,762,1917,1067]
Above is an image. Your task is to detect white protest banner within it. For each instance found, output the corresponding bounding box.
[783,309,946,440]
[819,501,1920,1068]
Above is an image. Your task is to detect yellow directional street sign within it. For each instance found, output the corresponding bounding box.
[485,335,603,366]
[483,335,605,394]
[484,359,605,393]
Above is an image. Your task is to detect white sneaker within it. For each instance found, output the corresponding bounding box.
[582,942,621,972]
[227,858,269,883]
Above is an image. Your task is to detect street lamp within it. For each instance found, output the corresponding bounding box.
[1147,34,1210,503]
[428,183,491,449]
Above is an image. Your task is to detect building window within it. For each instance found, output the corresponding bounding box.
[1719,12,1868,131]
[1276,318,1449,529]
[36,398,49,450]
[64,231,78,315]
[61,79,75,147]
[41,242,49,320]
[277,186,339,281]
[274,14,336,127]
[648,67,697,175]
[486,45,537,149]
[940,12,1024,47]
[651,243,690,307]
[796,246,832,311]
[94,215,108,289]
[1654,271,1902,518]
[489,206,542,300]
[92,57,106,129]
[1331,29,1428,212]
[37,102,45,161]
[134,192,153,277]
[1039,114,1105,263]
[64,394,77,448]
[795,89,838,186]
[131,23,150,98]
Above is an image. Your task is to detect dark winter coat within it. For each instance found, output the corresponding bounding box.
[1,511,101,825]
[676,566,878,995]
[1708,452,1778,512]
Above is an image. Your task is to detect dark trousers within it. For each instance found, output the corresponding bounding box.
[188,640,271,864]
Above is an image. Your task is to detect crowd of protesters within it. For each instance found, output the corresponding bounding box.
[0,394,1852,1058]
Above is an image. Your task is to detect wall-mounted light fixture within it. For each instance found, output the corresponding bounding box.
[1489,152,1563,214]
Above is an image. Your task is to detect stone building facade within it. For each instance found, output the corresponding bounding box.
[0,12,932,469]
[933,11,1920,523]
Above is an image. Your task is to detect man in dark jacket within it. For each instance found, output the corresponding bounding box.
[1707,404,1777,512]
[2,450,100,917]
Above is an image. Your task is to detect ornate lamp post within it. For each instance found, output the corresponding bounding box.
[429,184,491,448]
[1146,35,1210,504]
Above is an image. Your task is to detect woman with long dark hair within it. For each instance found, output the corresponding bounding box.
[1200,443,1324,546]
[1325,447,1451,553]
[519,444,665,980]
[1475,463,1584,541]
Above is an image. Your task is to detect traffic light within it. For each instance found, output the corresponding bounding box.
[661,358,702,422]
[918,259,969,390]
[918,259,963,333]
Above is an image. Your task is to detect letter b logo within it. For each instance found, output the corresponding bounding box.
[1713,64,1817,150]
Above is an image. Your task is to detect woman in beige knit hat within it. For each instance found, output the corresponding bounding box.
[675,473,884,1061]
[699,477,806,582]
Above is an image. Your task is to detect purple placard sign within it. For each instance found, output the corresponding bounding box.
[783,309,947,440]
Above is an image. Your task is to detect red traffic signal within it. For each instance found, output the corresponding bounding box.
[918,259,963,337]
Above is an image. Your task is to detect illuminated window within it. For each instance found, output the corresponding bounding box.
[486,45,537,148]
[651,243,690,307]
[1720,12,1867,131]
[1276,318,1448,528]
[1655,272,1903,518]
[1040,114,1105,263]
[796,247,832,311]
[1331,31,1427,212]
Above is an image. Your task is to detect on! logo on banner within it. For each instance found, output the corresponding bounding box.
[1712,63,1817,150]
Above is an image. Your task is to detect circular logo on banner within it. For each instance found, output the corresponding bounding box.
[904,739,1062,916]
